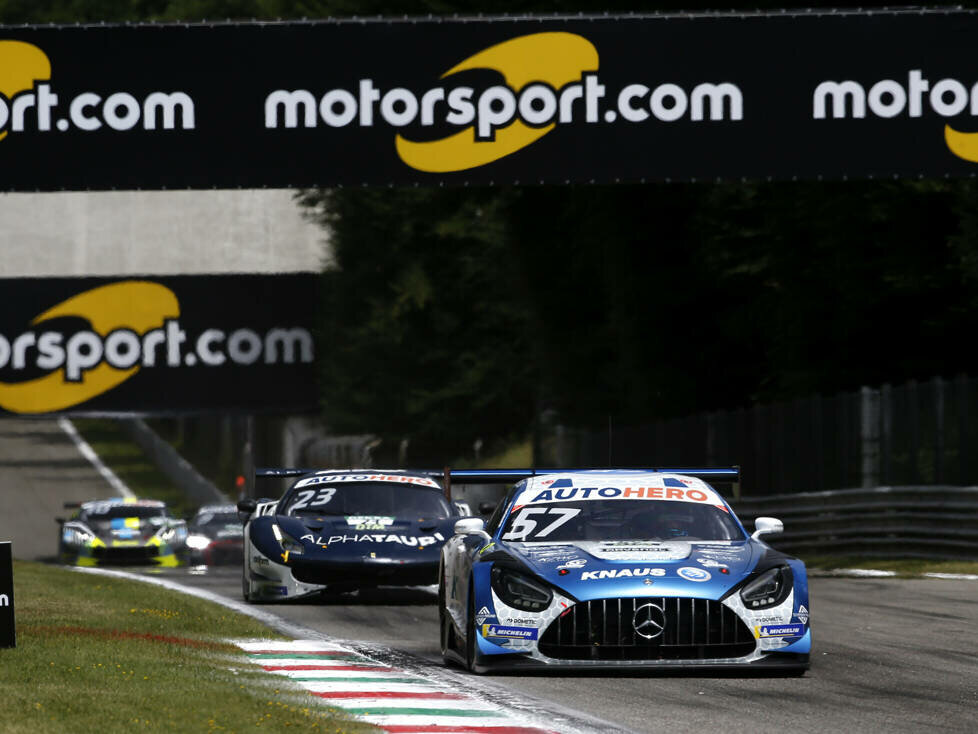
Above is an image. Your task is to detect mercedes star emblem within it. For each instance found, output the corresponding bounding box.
[632,602,666,640]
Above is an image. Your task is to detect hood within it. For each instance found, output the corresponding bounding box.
[505,539,758,601]
[91,516,167,542]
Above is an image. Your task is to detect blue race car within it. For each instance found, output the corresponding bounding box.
[439,468,811,673]
[239,469,462,601]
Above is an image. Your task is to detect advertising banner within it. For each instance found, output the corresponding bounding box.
[0,542,13,648]
[3,10,978,189]
[0,275,318,415]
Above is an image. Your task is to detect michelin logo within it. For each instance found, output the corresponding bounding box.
[482,624,538,640]
[756,624,805,638]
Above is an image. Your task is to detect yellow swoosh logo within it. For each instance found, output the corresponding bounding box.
[0,40,51,142]
[945,123,978,163]
[396,32,598,173]
[0,281,179,414]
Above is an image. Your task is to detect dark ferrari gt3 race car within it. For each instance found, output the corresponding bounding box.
[439,468,811,673]
[238,468,464,601]
[58,497,188,567]
[185,503,244,565]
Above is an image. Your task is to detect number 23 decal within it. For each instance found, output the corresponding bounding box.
[288,487,336,512]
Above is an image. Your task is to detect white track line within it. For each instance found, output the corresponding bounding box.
[58,417,135,499]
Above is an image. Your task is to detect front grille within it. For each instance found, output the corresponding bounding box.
[539,597,755,661]
[93,545,160,564]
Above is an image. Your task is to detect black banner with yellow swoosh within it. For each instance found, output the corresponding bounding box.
[4,10,978,188]
[0,275,318,415]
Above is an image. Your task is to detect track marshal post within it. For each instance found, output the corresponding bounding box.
[0,541,14,648]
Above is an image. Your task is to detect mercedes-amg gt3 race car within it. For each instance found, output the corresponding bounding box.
[58,498,188,567]
[439,468,811,673]
[239,469,462,601]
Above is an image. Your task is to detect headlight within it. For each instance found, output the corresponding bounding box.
[62,527,94,546]
[185,534,211,550]
[491,566,552,612]
[272,523,304,555]
[740,565,793,610]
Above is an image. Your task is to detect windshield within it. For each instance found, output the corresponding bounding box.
[282,481,451,519]
[194,512,240,528]
[500,500,744,542]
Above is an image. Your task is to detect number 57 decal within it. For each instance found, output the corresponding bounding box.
[502,507,580,541]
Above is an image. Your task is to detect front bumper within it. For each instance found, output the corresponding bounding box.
[62,541,183,567]
[468,588,812,673]
[246,542,440,600]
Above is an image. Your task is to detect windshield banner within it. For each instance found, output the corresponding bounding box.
[3,10,978,188]
[0,274,318,415]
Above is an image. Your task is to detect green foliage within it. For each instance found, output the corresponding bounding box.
[299,187,536,463]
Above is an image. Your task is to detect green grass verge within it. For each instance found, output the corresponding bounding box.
[802,556,978,576]
[71,418,195,518]
[0,561,376,734]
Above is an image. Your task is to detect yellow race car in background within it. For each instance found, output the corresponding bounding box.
[58,498,188,567]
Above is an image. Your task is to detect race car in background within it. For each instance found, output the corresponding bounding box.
[185,503,244,565]
[238,469,463,602]
[58,497,188,567]
[439,468,811,673]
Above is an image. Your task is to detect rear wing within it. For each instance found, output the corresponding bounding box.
[255,467,739,502]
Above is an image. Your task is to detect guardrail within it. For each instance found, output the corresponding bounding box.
[732,486,978,560]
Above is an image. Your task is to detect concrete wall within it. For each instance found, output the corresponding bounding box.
[0,189,329,276]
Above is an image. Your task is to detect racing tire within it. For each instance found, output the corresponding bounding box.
[465,586,479,673]
[438,562,452,659]
[242,565,255,602]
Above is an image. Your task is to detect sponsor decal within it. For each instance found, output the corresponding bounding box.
[580,567,666,581]
[599,546,674,553]
[345,515,396,530]
[264,585,289,596]
[518,476,722,507]
[677,566,711,582]
[557,559,586,569]
[481,624,538,640]
[501,617,538,627]
[756,623,805,638]
[475,606,494,625]
[0,280,313,414]
[293,473,440,489]
[301,533,444,546]
[0,40,194,146]
[265,32,742,174]
[252,555,270,566]
[796,604,810,625]
[0,594,7,607]
[697,558,728,568]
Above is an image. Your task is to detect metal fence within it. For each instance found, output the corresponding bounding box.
[732,486,978,560]
[544,375,978,496]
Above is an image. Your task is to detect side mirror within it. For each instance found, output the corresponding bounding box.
[478,501,497,515]
[751,516,784,540]
[454,517,491,542]
[55,517,65,525]
[237,499,257,515]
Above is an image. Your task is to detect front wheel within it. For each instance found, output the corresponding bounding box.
[465,589,479,673]
[242,564,255,602]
